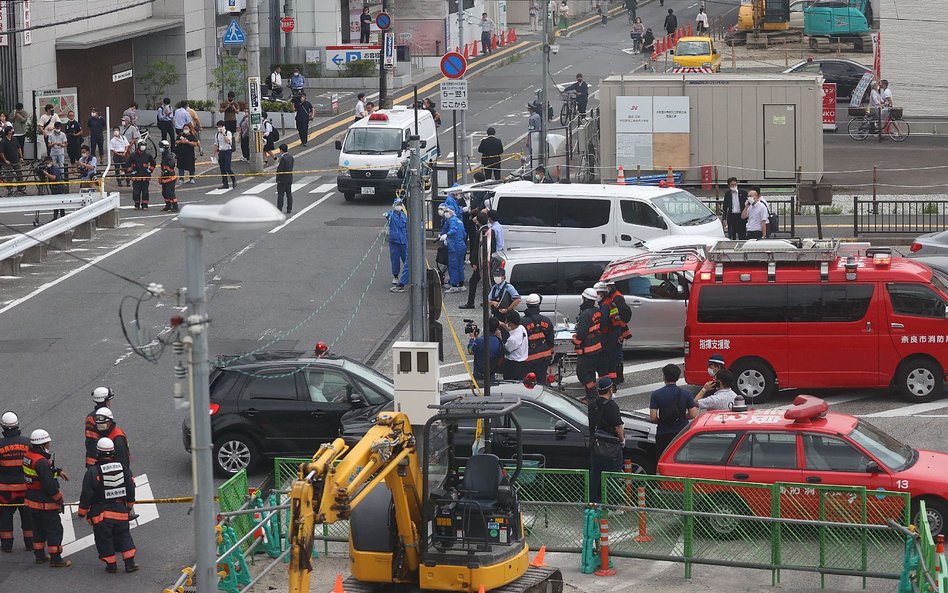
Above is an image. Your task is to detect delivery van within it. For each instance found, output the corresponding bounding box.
[335,106,439,201]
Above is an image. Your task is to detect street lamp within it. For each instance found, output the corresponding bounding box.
[178,195,285,593]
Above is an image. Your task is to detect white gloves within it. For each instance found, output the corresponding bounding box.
[439,234,447,243]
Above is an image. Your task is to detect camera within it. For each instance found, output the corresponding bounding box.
[463,319,479,335]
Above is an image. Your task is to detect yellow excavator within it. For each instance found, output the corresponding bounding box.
[727,0,794,46]
[288,395,562,593]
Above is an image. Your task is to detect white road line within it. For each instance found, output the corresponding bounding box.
[62,473,159,557]
[206,186,234,195]
[0,226,164,317]
[615,381,665,400]
[268,193,333,234]
[244,180,276,194]
[309,183,336,194]
[858,401,948,418]
[623,357,683,374]
[291,175,321,194]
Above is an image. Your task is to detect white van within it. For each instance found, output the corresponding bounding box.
[486,182,724,248]
[335,106,439,201]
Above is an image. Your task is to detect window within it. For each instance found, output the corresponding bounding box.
[848,421,914,471]
[243,372,298,401]
[653,192,717,226]
[887,283,948,318]
[209,370,242,400]
[496,196,555,227]
[304,370,354,403]
[796,62,821,74]
[560,261,610,295]
[621,200,666,229]
[675,432,740,465]
[674,41,711,56]
[514,405,559,430]
[355,379,390,406]
[554,199,610,229]
[342,129,403,154]
[785,284,874,322]
[509,262,559,296]
[696,285,788,323]
[186,49,202,61]
[730,433,798,469]
[803,434,873,472]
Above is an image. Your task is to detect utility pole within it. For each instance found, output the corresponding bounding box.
[457,0,469,182]
[246,0,264,174]
[539,0,550,168]
[408,88,428,340]
[378,0,391,109]
[284,0,293,59]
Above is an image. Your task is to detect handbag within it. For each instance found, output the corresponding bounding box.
[590,399,623,462]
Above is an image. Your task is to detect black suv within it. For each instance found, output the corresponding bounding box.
[182,351,394,476]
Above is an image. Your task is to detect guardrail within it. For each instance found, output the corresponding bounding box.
[0,192,120,272]
[854,198,948,236]
[0,194,97,214]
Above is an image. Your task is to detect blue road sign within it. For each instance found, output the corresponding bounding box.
[223,19,246,45]
[376,12,392,31]
[440,52,467,79]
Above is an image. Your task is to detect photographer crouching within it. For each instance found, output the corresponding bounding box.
[466,318,503,383]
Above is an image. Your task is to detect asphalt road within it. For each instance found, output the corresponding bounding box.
[7,1,942,591]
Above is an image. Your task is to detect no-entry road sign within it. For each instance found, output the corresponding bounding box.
[280,16,295,33]
[440,52,467,79]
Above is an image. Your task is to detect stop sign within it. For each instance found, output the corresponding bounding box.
[280,16,295,33]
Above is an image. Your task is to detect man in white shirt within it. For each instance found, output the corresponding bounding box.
[269,66,283,99]
[109,127,131,187]
[722,176,747,240]
[695,369,738,411]
[354,93,367,122]
[173,102,192,136]
[741,189,769,239]
[502,311,529,380]
[480,13,495,55]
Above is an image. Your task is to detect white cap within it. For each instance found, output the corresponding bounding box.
[1,411,18,429]
[91,387,114,403]
[582,287,600,300]
[524,293,541,306]
[94,407,114,421]
[30,429,51,445]
[96,437,115,453]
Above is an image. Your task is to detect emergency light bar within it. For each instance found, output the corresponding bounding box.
[784,395,828,422]
[368,113,389,122]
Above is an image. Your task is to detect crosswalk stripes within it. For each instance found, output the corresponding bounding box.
[244,180,277,194]
[291,175,321,194]
[309,183,336,194]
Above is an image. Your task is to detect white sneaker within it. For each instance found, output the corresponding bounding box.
[446,286,465,294]
[392,277,399,285]
[188,179,195,184]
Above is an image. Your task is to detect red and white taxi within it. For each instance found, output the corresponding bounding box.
[658,395,948,534]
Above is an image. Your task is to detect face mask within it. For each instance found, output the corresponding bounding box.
[68,116,74,121]
[92,112,98,117]
[95,420,111,431]
[218,127,225,133]
[729,184,737,190]
[113,131,120,137]
[708,368,717,377]
[81,153,88,159]
[493,276,504,285]
[394,205,404,212]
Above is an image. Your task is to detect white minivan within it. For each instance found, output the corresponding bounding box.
[486,181,724,249]
[335,106,439,202]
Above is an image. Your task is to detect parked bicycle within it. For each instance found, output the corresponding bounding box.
[848,107,910,142]
[560,90,578,125]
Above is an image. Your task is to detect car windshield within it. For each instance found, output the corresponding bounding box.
[652,191,717,226]
[341,359,394,396]
[342,128,403,154]
[929,268,948,298]
[676,41,711,56]
[848,420,915,471]
[535,390,589,427]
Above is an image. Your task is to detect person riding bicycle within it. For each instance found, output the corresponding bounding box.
[642,27,656,55]
[630,17,645,53]
[289,68,306,98]
[868,79,892,133]
[563,73,590,117]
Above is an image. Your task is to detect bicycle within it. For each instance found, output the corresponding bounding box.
[847,107,910,142]
[560,90,578,125]
[578,141,597,183]
[137,124,160,157]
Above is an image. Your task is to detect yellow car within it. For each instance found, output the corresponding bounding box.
[671,36,721,72]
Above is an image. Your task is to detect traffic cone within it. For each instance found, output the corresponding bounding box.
[666,166,676,187]
[688,24,693,36]
[492,33,499,49]
[509,27,517,43]
[332,573,346,593]
[530,545,548,567]
[464,43,470,60]
[455,46,460,54]
[617,165,625,186]
[477,586,485,593]
[651,48,658,61]
[500,31,507,46]
[471,40,478,57]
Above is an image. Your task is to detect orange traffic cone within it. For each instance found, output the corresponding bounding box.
[617,165,625,186]
[455,46,460,54]
[332,574,346,593]
[500,31,506,46]
[651,48,658,61]
[509,27,517,43]
[688,24,693,36]
[492,33,499,49]
[666,166,676,187]
[471,40,479,57]
[530,545,548,567]
[463,43,470,60]
[477,586,485,593]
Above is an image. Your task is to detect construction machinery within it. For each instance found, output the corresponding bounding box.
[804,0,872,51]
[287,395,562,593]
[727,0,797,46]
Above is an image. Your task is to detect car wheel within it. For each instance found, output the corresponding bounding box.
[626,452,655,475]
[731,359,777,404]
[343,192,355,202]
[697,493,752,539]
[896,358,944,403]
[213,433,258,477]
[913,497,948,537]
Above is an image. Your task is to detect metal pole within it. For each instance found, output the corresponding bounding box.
[452,110,458,178]
[284,0,293,60]
[246,0,264,174]
[408,94,428,341]
[379,0,390,109]
[539,0,549,168]
[458,0,469,182]
[185,229,216,593]
[481,226,492,397]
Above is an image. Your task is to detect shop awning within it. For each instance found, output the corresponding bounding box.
[56,18,183,50]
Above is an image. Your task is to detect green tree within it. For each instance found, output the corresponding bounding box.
[210,55,248,102]
[137,60,179,109]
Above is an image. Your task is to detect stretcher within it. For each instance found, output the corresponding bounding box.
[552,322,577,390]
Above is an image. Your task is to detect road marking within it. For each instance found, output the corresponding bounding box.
[206,186,235,195]
[244,180,276,194]
[858,401,948,418]
[62,473,159,557]
[291,175,321,194]
[0,226,164,317]
[268,193,334,234]
[623,357,683,374]
[309,183,336,194]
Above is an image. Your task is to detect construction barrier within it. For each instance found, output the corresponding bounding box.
[217,525,252,593]
[217,470,254,552]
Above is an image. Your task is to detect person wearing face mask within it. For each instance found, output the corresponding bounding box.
[384,198,409,293]
[109,127,130,187]
[741,188,769,239]
[159,140,178,212]
[75,145,98,189]
[459,210,497,310]
[695,368,738,411]
[126,141,155,210]
[213,120,236,190]
[521,294,555,384]
[721,176,747,240]
[89,408,131,469]
[502,311,529,380]
[23,429,71,567]
[697,353,726,399]
[488,268,521,333]
[440,207,467,293]
[275,143,294,213]
[533,165,555,183]
[87,108,106,159]
[573,287,604,401]
[63,110,82,165]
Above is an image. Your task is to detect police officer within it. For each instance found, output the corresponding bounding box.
[85,387,115,467]
[595,280,632,384]
[573,287,604,401]
[23,429,70,567]
[92,408,131,470]
[78,437,138,573]
[521,294,554,384]
[0,411,33,552]
[126,141,155,210]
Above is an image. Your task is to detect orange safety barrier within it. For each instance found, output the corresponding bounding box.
[633,486,653,543]
[595,516,616,576]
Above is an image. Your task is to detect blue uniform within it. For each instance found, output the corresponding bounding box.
[384,208,409,286]
[443,193,464,218]
[443,215,466,287]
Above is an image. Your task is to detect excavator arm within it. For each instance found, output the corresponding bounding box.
[288,411,424,593]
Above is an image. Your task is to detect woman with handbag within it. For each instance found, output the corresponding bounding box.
[587,377,624,503]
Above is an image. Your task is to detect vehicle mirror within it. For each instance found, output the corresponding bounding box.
[865,460,881,474]
[669,49,675,55]
[420,140,427,149]
[334,140,342,150]
[554,420,570,435]
[944,304,948,319]
[348,388,364,405]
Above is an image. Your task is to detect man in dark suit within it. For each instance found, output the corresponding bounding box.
[275,144,294,214]
[721,176,747,240]
[477,127,504,180]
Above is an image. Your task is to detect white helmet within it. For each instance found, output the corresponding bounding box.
[1,411,18,429]
[593,281,611,293]
[94,407,114,422]
[582,287,600,301]
[30,429,51,445]
[524,293,542,306]
[96,437,115,454]
[91,387,115,403]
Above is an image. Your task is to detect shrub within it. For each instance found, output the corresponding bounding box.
[262,100,295,113]
[340,59,377,78]
[137,60,179,109]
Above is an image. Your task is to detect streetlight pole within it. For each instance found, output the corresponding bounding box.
[539,0,550,168]
[379,0,391,109]
[246,0,264,174]
[457,0,469,182]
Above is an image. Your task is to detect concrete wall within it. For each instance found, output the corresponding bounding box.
[599,74,824,184]
[879,0,944,117]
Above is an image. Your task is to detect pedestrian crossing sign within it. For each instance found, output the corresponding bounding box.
[223,19,245,45]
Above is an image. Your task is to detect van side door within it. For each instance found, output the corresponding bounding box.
[494,195,557,248]
[618,199,669,244]
[883,282,948,375]
[553,197,612,247]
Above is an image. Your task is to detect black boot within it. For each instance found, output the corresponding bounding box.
[105,563,118,573]
[49,555,71,568]
[125,559,140,573]
[1,540,11,553]
[35,550,48,564]
[23,537,32,551]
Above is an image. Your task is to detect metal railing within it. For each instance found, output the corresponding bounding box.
[702,196,796,237]
[854,198,948,236]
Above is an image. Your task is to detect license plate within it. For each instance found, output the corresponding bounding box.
[361,186,375,195]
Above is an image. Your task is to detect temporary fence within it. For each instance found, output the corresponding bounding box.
[853,198,948,235]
